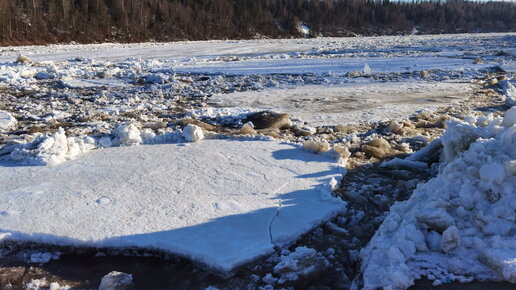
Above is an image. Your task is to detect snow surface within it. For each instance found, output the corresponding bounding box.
[0,110,17,131]
[360,107,516,289]
[0,33,515,283]
[210,82,471,126]
[0,139,345,271]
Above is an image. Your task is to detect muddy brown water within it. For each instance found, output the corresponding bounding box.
[1,249,514,290]
[1,247,225,289]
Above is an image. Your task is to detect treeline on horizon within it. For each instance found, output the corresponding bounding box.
[0,0,515,45]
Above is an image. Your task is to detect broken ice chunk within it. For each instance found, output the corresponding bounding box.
[416,208,455,232]
[183,124,204,142]
[98,271,133,290]
[479,248,516,283]
[441,226,461,253]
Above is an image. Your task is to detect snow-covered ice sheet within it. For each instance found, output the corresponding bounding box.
[0,40,313,63]
[210,82,471,126]
[171,56,490,76]
[0,139,345,271]
[1,33,513,64]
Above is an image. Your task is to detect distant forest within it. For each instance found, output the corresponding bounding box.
[1,0,515,45]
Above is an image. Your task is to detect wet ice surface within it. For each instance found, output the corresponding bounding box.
[210,82,472,126]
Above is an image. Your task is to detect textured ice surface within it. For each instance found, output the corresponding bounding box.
[0,139,345,271]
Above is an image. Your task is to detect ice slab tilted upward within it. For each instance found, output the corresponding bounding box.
[0,139,345,271]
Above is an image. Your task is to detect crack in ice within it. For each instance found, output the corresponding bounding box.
[268,181,290,247]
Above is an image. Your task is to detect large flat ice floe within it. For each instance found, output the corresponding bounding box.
[172,56,491,76]
[0,139,345,271]
[210,82,471,126]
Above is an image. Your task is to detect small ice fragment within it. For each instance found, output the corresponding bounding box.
[363,63,372,75]
[183,124,204,142]
[98,271,133,290]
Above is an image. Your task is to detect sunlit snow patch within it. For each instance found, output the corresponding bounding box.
[0,139,345,271]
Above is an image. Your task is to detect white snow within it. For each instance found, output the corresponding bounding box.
[0,110,17,131]
[500,79,516,106]
[182,124,204,142]
[113,124,143,146]
[0,33,515,285]
[0,139,345,271]
[0,33,511,63]
[0,33,512,132]
[1,124,178,165]
[4,128,96,166]
[502,106,516,128]
[360,107,516,289]
[171,56,490,76]
[58,78,126,89]
[298,24,310,36]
